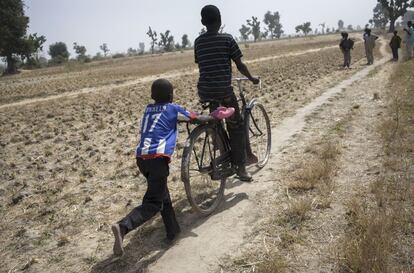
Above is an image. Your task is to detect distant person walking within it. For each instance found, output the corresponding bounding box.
[339,32,354,68]
[389,31,402,61]
[363,28,378,65]
[403,21,414,60]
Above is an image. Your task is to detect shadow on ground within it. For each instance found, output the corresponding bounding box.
[90,184,248,273]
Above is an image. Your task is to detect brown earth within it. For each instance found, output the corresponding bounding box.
[0,34,385,273]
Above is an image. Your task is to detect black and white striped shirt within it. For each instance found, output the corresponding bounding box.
[194,32,243,100]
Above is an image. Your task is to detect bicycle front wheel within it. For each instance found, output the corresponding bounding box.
[181,125,227,215]
[246,102,272,168]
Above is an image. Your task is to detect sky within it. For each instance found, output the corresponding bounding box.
[25,0,378,57]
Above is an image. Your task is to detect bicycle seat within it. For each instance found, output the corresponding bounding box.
[210,107,235,120]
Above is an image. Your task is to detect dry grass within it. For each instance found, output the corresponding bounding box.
[336,59,414,273]
[289,140,339,193]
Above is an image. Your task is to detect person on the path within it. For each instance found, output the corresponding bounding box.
[363,28,378,65]
[194,5,260,182]
[403,21,414,60]
[389,31,402,61]
[339,32,354,68]
[111,79,211,256]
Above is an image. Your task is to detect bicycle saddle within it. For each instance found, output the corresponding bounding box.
[210,107,235,120]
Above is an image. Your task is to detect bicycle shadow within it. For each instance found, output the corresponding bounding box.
[89,190,248,273]
[225,165,265,190]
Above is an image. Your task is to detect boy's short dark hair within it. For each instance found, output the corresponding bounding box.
[341,31,348,38]
[394,30,398,35]
[151,79,173,103]
[201,5,221,26]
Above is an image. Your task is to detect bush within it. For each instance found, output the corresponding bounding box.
[112,53,125,59]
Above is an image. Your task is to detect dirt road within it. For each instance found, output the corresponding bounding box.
[139,42,389,273]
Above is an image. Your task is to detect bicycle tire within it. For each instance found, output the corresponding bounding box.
[246,102,272,168]
[181,125,226,215]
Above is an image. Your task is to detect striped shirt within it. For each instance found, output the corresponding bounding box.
[194,32,243,100]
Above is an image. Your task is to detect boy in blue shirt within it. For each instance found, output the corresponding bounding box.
[111,79,206,256]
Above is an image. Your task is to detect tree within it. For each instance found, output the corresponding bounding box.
[127,48,138,56]
[347,24,354,31]
[239,24,251,41]
[159,30,174,52]
[263,11,284,39]
[372,3,389,29]
[139,42,145,54]
[295,22,312,36]
[338,19,345,30]
[146,27,158,54]
[48,42,69,64]
[73,42,87,61]
[181,34,190,48]
[319,23,326,34]
[20,33,46,67]
[378,0,414,32]
[99,43,109,56]
[247,16,261,42]
[0,0,46,74]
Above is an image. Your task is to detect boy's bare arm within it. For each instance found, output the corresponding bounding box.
[234,58,260,84]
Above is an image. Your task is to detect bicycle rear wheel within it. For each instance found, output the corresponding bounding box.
[246,102,272,168]
[181,125,227,215]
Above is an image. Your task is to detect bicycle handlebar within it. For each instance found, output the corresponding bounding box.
[233,76,262,92]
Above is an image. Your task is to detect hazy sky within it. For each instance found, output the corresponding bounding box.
[25,0,378,57]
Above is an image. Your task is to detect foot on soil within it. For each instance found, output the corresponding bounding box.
[235,165,253,182]
[111,223,125,256]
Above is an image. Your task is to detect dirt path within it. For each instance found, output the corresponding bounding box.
[142,41,388,273]
[0,44,341,110]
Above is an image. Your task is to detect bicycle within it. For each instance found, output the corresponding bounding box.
[181,77,272,215]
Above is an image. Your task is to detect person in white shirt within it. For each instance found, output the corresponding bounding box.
[403,21,414,60]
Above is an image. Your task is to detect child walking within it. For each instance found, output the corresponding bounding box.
[111,79,208,256]
[339,32,354,68]
[389,31,402,62]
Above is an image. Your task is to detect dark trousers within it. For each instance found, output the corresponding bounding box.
[118,157,180,238]
[343,50,351,67]
[209,93,246,166]
[391,47,399,60]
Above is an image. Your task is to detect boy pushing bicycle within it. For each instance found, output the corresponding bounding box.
[194,5,260,182]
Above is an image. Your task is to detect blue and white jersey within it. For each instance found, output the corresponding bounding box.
[136,103,196,158]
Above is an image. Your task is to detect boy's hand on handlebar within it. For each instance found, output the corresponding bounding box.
[250,77,260,85]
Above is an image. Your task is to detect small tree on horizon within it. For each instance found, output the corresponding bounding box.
[247,16,261,42]
[319,23,326,34]
[239,24,251,41]
[159,30,174,52]
[147,27,158,54]
[49,42,69,64]
[73,42,87,61]
[181,34,190,48]
[295,22,312,36]
[263,11,284,39]
[100,43,109,56]
[139,42,145,54]
[338,19,345,30]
